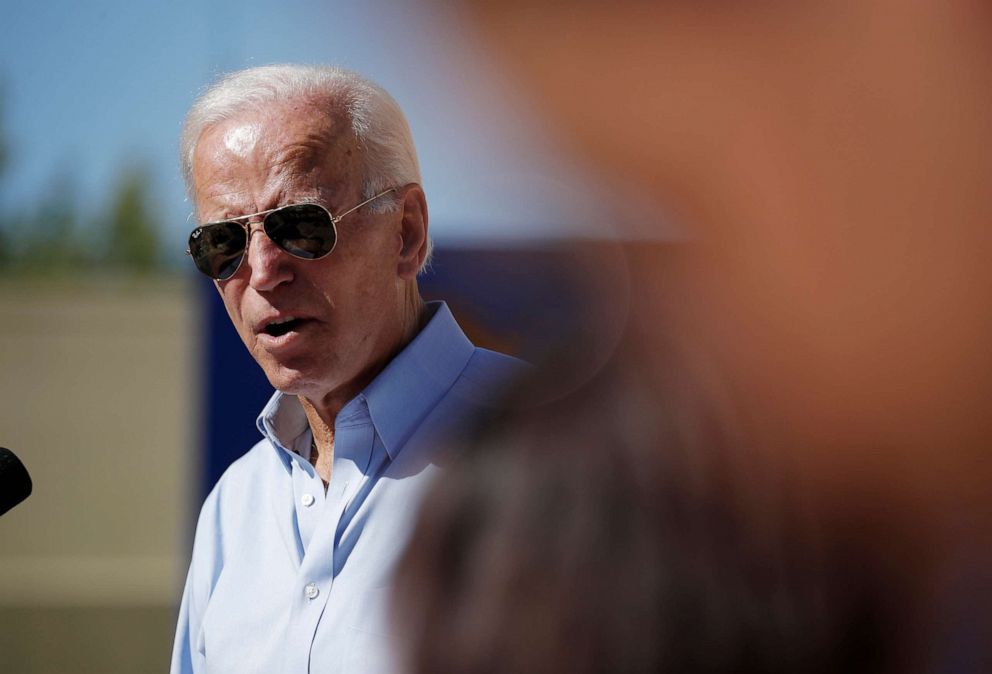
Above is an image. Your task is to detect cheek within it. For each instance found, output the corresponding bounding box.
[323,264,397,344]
[332,232,399,296]
[323,268,388,321]
[218,285,252,342]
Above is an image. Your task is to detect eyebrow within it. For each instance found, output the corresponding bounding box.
[208,191,330,223]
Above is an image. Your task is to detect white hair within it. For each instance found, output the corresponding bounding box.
[180,66,430,267]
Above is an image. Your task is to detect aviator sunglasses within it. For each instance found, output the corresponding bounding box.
[186,187,398,280]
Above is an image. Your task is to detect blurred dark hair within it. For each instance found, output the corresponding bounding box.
[393,338,901,674]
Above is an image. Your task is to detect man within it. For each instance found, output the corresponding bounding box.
[171,64,523,674]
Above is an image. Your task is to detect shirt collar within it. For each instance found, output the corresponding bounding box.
[256,301,474,461]
[363,301,474,459]
[256,388,309,457]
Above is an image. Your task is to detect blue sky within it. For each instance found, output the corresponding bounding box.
[0,0,666,266]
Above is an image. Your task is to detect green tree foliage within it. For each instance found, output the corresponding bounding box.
[0,87,9,268]
[0,90,88,274]
[0,168,91,275]
[0,81,164,275]
[0,164,165,275]
[102,165,161,272]
[16,171,85,272]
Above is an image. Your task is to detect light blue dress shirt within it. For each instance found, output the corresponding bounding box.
[171,302,524,674]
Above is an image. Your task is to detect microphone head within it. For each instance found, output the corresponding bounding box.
[0,447,32,516]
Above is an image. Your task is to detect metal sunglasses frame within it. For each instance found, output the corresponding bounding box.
[185,186,399,277]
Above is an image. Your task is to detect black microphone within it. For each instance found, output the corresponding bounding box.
[0,447,32,516]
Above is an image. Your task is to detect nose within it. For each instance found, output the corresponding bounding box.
[244,224,294,291]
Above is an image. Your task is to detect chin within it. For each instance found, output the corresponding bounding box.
[262,361,346,402]
[260,364,316,396]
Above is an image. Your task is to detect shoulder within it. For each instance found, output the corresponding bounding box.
[443,347,529,410]
[198,439,282,517]
[394,348,525,471]
[217,438,279,488]
[188,438,285,565]
[462,348,529,387]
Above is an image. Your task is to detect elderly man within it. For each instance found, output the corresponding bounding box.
[171,65,522,674]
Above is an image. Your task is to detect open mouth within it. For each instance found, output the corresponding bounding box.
[263,317,305,337]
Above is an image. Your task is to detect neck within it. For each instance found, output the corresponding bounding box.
[298,287,427,480]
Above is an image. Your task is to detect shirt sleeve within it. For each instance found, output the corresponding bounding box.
[171,488,222,674]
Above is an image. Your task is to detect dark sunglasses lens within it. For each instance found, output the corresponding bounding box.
[189,222,247,280]
[265,204,336,260]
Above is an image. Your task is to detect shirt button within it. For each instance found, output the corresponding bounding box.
[304,582,319,600]
[301,493,315,507]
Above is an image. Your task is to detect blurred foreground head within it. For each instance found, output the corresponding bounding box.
[404,0,992,669]
[395,342,905,674]
[459,0,992,623]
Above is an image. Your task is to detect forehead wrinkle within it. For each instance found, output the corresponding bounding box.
[193,105,359,221]
[262,142,361,209]
[196,167,263,202]
[199,180,330,223]
[197,181,252,204]
[270,136,336,172]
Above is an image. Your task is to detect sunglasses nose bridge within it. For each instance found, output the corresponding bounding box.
[244,217,265,242]
[243,217,280,257]
[244,217,285,260]
[240,217,296,289]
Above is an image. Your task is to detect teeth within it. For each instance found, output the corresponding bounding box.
[269,316,298,326]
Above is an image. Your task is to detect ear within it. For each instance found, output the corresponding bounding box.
[396,185,429,280]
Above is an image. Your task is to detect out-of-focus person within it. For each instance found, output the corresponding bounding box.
[397,0,992,670]
[394,341,906,674]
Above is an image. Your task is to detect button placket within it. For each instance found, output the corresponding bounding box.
[292,458,326,553]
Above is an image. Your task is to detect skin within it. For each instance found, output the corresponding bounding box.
[191,94,430,485]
